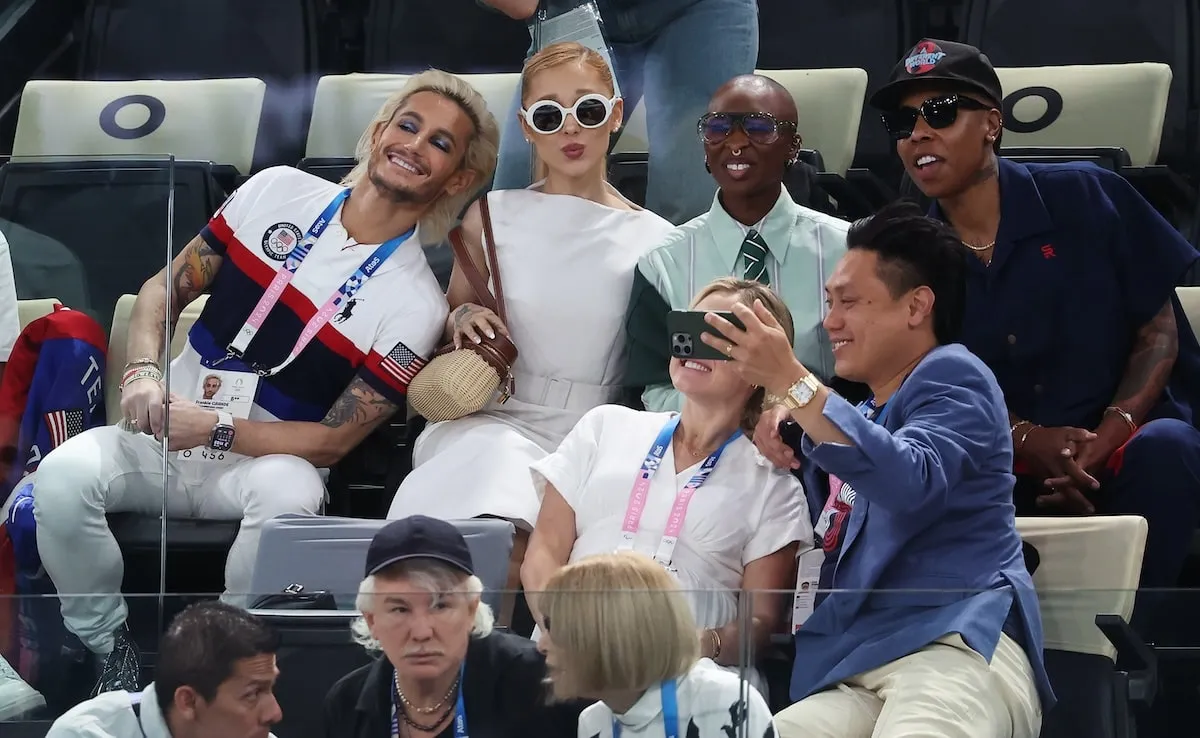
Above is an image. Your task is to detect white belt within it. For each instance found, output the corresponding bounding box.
[511,371,619,412]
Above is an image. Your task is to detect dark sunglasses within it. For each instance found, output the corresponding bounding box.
[880,94,993,140]
[697,111,797,146]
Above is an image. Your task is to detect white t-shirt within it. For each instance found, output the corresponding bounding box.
[577,658,777,738]
[45,683,281,738]
[172,165,448,422]
[531,405,812,629]
[0,228,21,361]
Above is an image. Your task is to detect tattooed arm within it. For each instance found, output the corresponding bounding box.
[226,377,400,467]
[1110,298,1179,423]
[127,233,223,365]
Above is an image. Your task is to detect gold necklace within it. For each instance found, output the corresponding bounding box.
[961,239,995,252]
[395,673,460,715]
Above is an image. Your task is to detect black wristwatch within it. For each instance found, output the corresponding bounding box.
[208,411,236,452]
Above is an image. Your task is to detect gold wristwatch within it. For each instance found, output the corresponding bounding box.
[780,373,822,410]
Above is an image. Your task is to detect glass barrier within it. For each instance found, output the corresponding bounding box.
[0,152,179,725]
[3,583,1188,734]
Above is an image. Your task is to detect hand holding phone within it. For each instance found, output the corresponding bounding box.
[667,310,746,361]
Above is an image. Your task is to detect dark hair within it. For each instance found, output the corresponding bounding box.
[845,200,966,344]
[154,601,279,712]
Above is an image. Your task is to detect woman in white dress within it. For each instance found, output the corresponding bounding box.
[388,42,675,605]
[522,278,811,687]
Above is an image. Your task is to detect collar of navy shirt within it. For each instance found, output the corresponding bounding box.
[928,158,1056,276]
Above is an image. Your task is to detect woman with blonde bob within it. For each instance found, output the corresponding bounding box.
[538,552,777,737]
[524,278,811,690]
[323,516,583,738]
[390,42,676,612]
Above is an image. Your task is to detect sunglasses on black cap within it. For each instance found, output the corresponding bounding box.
[697,111,797,146]
[880,94,992,140]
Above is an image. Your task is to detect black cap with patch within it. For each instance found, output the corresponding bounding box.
[870,39,1004,111]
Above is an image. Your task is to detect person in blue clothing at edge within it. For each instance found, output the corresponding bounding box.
[869,39,1200,625]
[701,200,1053,737]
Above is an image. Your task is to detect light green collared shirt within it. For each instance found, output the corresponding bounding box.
[637,186,849,412]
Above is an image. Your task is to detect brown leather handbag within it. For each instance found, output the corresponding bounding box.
[407,194,519,422]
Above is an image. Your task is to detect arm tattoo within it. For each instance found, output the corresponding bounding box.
[321,376,399,429]
[170,240,220,311]
[1111,299,1178,422]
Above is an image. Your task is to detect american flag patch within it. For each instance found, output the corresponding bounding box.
[45,409,85,448]
[379,341,427,387]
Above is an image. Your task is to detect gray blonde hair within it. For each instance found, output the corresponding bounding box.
[341,69,500,245]
[350,559,494,653]
[540,552,699,698]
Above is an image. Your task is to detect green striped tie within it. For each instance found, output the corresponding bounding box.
[740,229,770,286]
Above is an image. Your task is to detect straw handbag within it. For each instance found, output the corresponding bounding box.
[408,195,518,422]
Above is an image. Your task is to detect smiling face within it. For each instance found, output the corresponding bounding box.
[893,86,1002,200]
[703,78,798,203]
[822,248,935,385]
[367,90,479,205]
[520,60,621,179]
[669,291,757,406]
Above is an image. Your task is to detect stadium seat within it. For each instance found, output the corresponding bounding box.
[1176,286,1200,340]
[961,0,1200,176]
[1016,516,1154,738]
[755,0,915,187]
[363,0,529,74]
[16,298,60,330]
[993,64,1172,169]
[78,0,321,169]
[249,513,515,613]
[3,78,264,330]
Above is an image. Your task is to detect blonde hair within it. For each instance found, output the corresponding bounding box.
[350,559,494,652]
[519,42,616,182]
[342,69,500,245]
[540,552,698,698]
[690,277,796,434]
[520,42,616,105]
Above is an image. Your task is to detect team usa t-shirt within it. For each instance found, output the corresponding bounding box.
[172,165,447,422]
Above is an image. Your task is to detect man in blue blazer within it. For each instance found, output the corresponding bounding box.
[702,200,1053,737]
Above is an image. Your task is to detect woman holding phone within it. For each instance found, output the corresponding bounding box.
[522,277,810,688]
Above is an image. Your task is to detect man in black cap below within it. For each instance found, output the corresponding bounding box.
[322,515,583,738]
[872,39,1200,611]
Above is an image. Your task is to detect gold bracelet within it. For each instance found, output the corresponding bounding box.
[1105,406,1137,434]
[708,628,722,660]
[1017,424,1038,451]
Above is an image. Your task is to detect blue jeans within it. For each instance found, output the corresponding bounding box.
[492,0,759,224]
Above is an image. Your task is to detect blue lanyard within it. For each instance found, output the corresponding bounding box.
[620,415,741,567]
[863,397,890,425]
[390,664,468,738]
[613,679,678,738]
[225,188,415,375]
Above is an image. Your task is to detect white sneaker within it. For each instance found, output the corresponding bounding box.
[0,653,44,720]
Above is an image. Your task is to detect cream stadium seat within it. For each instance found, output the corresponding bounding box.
[995,63,1172,168]
[14,78,266,174]
[1175,286,1200,342]
[1017,516,1153,738]
[17,297,60,330]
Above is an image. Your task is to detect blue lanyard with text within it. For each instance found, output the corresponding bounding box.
[613,679,678,738]
[620,415,741,567]
[863,396,890,425]
[224,188,414,375]
[390,664,468,738]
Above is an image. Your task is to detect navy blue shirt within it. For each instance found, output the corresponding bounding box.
[931,159,1200,429]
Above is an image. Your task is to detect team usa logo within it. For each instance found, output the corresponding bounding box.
[261,222,303,261]
[904,41,946,75]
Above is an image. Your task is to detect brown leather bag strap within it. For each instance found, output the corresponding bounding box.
[447,227,498,315]
[477,193,509,325]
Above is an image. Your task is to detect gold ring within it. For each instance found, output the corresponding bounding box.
[724,344,733,356]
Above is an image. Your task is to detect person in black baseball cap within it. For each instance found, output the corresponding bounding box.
[323,515,584,738]
[871,36,1200,648]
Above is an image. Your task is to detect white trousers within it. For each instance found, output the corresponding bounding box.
[32,425,325,653]
[774,633,1042,738]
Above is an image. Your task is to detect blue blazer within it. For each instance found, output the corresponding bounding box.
[790,343,1055,710]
